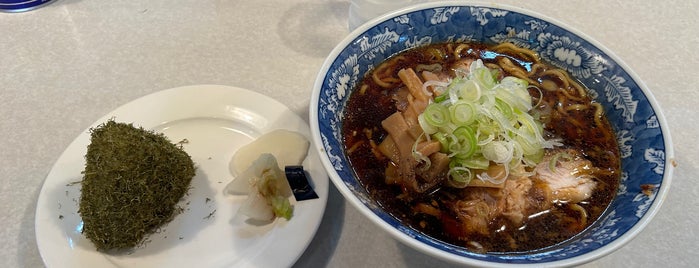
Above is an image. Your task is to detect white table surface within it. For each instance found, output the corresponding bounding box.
[2,0,697,267]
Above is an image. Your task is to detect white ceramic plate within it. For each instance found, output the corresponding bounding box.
[35,85,328,268]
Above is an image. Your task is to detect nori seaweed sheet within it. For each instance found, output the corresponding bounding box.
[78,120,195,251]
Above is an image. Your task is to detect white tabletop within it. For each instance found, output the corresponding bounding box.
[2,0,697,267]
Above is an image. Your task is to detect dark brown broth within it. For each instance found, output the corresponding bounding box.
[341,42,620,253]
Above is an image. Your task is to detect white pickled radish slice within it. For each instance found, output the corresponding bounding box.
[238,191,275,221]
[224,152,278,195]
[225,153,294,222]
[230,129,309,176]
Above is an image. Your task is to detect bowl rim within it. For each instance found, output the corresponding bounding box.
[310,1,675,267]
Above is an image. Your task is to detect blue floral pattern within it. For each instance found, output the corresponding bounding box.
[314,3,670,265]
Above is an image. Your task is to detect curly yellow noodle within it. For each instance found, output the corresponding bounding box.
[359,84,369,95]
[567,117,586,130]
[497,57,530,82]
[541,69,587,101]
[591,102,606,130]
[453,44,470,59]
[372,71,396,88]
[569,203,589,227]
[527,63,547,76]
[540,79,559,92]
[542,67,588,100]
[556,94,569,115]
[492,42,540,63]
[497,57,518,72]
[559,86,585,101]
[564,104,589,111]
[485,62,501,70]
[495,52,541,86]
[372,61,394,87]
[570,79,589,98]
[347,140,364,154]
[372,56,406,88]
[371,72,393,88]
[518,73,539,86]
[541,69,571,88]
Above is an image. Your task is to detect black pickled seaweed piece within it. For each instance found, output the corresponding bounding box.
[284,166,319,201]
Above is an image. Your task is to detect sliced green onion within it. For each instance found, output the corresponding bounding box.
[449,100,477,125]
[482,140,513,164]
[528,147,545,163]
[472,66,497,90]
[450,126,477,158]
[453,157,490,170]
[458,79,481,102]
[549,151,573,172]
[497,76,532,112]
[422,103,449,128]
[412,132,432,170]
[432,132,449,153]
[417,113,438,135]
[434,90,449,103]
[414,59,557,187]
[494,98,514,121]
[447,164,473,188]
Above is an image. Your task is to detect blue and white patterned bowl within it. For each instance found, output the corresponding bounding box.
[310,1,674,266]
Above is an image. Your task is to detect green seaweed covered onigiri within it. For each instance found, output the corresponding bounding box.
[78,120,195,251]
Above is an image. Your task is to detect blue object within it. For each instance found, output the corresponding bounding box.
[0,0,56,13]
[285,166,320,201]
[313,2,673,266]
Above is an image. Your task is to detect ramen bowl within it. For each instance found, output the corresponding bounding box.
[309,1,673,266]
